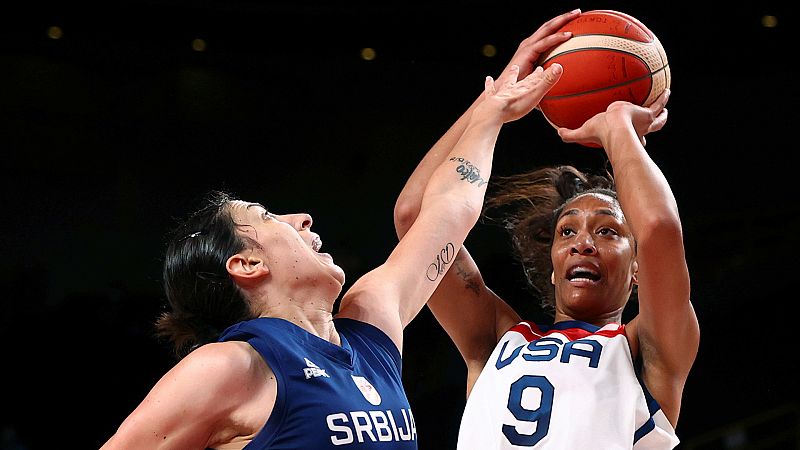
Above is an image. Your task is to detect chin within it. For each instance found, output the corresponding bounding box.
[563,292,605,310]
[333,267,346,286]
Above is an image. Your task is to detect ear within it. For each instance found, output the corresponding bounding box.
[226,253,270,286]
[631,260,639,285]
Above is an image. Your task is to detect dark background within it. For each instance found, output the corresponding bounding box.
[1,1,797,449]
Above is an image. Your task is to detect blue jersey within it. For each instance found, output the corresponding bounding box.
[217,317,418,449]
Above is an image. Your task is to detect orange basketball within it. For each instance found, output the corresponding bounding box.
[537,10,670,131]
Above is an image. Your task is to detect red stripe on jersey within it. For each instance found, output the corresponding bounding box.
[595,327,626,339]
[509,321,626,342]
[508,322,544,341]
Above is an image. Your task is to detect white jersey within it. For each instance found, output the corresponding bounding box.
[457,320,678,450]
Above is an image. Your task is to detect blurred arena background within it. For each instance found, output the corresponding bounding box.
[1,1,796,448]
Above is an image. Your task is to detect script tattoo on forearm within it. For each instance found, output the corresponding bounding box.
[450,157,488,187]
[426,242,456,281]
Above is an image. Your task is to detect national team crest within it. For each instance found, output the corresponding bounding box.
[351,375,382,406]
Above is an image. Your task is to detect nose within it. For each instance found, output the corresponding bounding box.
[291,213,313,231]
[570,231,596,255]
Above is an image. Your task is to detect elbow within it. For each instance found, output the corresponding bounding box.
[455,197,483,228]
[422,195,482,236]
[398,188,482,239]
[393,195,418,239]
[635,214,683,247]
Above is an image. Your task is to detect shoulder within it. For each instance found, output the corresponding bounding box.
[172,341,272,406]
[336,318,398,356]
[624,318,640,358]
[185,341,268,382]
[183,341,256,370]
[177,342,277,439]
[337,274,404,347]
[102,341,274,449]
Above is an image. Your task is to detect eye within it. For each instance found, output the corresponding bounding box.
[558,226,575,237]
[597,227,618,236]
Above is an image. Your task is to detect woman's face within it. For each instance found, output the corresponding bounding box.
[227,200,346,288]
[550,193,637,322]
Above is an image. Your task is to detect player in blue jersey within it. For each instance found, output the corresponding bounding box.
[393,9,699,449]
[99,47,568,448]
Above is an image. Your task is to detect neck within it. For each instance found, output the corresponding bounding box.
[260,298,341,345]
[553,307,624,327]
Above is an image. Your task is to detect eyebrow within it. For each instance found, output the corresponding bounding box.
[246,202,267,211]
[560,208,620,219]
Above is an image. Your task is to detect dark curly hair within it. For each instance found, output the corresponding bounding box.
[156,190,254,358]
[484,165,620,315]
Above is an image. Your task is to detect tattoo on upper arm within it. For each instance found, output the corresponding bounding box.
[454,261,481,295]
[426,242,456,281]
[450,157,488,187]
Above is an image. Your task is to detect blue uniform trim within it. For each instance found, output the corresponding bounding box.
[538,319,601,334]
[633,417,656,444]
[632,351,666,445]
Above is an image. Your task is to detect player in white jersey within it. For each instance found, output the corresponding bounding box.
[393,9,699,449]
[460,321,679,448]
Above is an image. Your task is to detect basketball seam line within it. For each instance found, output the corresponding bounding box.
[542,40,660,65]
[554,33,654,43]
[542,64,669,101]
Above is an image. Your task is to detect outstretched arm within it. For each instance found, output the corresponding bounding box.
[392,9,580,390]
[337,63,563,356]
[559,90,700,427]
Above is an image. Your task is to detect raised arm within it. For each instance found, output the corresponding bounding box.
[337,63,563,354]
[558,91,700,426]
[391,10,579,386]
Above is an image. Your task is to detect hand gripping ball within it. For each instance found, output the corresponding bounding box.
[537,10,670,130]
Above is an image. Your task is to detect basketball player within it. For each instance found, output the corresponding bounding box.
[393,10,699,449]
[99,54,566,448]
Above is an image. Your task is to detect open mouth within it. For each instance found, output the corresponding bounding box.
[566,266,600,282]
[311,236,322,252]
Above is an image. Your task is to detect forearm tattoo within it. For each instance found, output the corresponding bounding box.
[426,242,455,281]
[450,157,488,187]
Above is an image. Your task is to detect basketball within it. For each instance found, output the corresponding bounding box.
[537,10,670,131]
